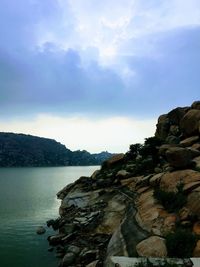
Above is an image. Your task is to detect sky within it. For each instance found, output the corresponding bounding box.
[0,0,200,153]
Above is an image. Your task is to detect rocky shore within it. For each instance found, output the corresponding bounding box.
[46,101,200,267]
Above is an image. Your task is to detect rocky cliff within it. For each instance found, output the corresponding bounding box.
[46,101,200,267]
[0,132,113,167]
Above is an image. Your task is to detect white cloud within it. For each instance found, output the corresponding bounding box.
[35,0,200,65]
[0,114,156,153]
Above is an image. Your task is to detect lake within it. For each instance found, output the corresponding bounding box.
[0,166,99,267]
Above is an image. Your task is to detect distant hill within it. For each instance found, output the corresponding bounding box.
[0,132,114,167]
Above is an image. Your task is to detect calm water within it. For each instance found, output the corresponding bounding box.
[0,166,98,267]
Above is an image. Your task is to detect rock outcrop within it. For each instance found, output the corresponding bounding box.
[46,101,200,267]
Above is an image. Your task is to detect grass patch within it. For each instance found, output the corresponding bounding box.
[153,183,187,213]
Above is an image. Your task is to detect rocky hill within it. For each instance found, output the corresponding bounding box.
[0,132,113,167]
[45,101,200,267]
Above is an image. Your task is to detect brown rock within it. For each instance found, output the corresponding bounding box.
[137,186,150,194]
[193,222,200,235]
[183,181,200,193]
[149,173,164,186]
[180,109,200,137]
[166,135,180,144]
[120,176,137,186]
[116,170,129,178]
[136,236,167,257]
[155,114,170,140]
[191,101,200,110]
[135,175,152,188]
[193,156,200,169]
[160,170,200,192]
[189,148,200,158]
[162,215,177,234]
[135,189,167,235]
[165,147,192,168]
[168,107,189,126]
[193,240,200,257]
[192,143,200,151]
[158,144,178,156]
[103,154,124,167]
[187,191,200,217]
[180,136,199,147]
[169,125,180,136]
[179,207,192,221]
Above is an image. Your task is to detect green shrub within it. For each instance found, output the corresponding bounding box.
[128,143,143,160]
[153,182,187,212]
[140,136,162,164]
[134,157,155,175]
[166,229,197,257]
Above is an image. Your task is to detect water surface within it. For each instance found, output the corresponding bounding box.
[0,166,98,267]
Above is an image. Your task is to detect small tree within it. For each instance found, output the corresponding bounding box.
[128,143,143,159]
[166,229,197,257]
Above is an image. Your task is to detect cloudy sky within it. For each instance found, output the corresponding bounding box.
[0,0,200,152]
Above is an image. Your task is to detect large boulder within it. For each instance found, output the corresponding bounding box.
[180,109,200,137]
[165,147,192,168]
[193,240,200,257]
[61,252,76,266]
[187,190,200,218]
[180,136,199,147]
[191,101,200,110]
[158,144,178,156]
[135,189,168,235]
[155,107,189,140]
[160,170,200,192]
[155,114,170,140]
[193,156,200,169]
[136,236,167,257]
[103,154,124,168]
[167,107,189,126]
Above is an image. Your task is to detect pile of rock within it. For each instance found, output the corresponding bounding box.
[46,101,200,267]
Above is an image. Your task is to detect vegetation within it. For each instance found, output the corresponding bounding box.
[153,182,187,212]
[133,259,180,267]
[140,136,162,164]
[127,143,143,160]
[126,137,163,175]
[166,229,197,257]
[0,132,113,167]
